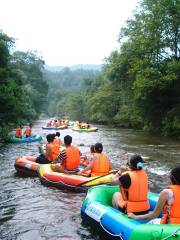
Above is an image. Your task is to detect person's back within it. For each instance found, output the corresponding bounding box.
[47,121,52,127]
[55,120,60,127]
[119,168,149,213]
[112,154,149,214]
[61,135,80,170]
[53,132,61,157]
[15,125,23,138]
[25,124,32,137]
[91,152,111,176]
[64,145,80,170]
[36,134,56,163]
[52,135,80,172]
[78,142,111,176]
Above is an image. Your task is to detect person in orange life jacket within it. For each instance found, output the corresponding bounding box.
[24,123,32,137]
[78,143,112,176]
[47,121,52,127]
[128,166,180,224]
[52,132,61,158]
[51,135,81,173]
[54,132,61,146]
[35,133,56,164]
[54,119,60,127]
[15,125,23,138]
[112,154,150,215]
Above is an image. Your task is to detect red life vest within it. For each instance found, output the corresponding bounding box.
[63,145,80,170]
[118,170,150,213]
[15,128,22,138]
[91,153,110,176]
[25,127,31,137]
[161,185,180,224]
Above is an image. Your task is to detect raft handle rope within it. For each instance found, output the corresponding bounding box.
[161,228,180,240]
[99,218,124,239]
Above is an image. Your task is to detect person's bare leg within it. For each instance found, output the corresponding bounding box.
[112,192,122,209]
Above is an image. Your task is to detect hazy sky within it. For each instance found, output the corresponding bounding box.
[0,0,138,66]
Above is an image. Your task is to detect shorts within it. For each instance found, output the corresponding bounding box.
[147,218,161,224]
[36,154,52,164]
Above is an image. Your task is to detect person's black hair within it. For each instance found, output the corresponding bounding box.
[52,133,56,139]
[46,134,55,143]
[170,166,180,185]
[56,132,60,137]
[128,154,143,170]
[90,145,95,153]
[64,135,72,145]
[94,143,103,153]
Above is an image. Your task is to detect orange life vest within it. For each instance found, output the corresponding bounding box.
[53,138,61,156]
[160,185,180,224]
[55,121,60,127]
[25,127,31,137]
[15,128,22,138]
[46,143,57,162]
[118,170,150,213]
[91,152,110,177]
[63,145,80,170]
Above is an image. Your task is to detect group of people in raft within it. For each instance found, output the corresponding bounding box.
[25,131,180,225]
[46,119,68,127]
[15,124,32,138]
[75,121,91,129]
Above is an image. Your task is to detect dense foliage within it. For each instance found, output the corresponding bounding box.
[0,31,48,139]
[43,67,98,121]
[46,0,180,136]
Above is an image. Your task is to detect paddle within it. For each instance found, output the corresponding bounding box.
[77,166,129,186]
[77,172,115,186]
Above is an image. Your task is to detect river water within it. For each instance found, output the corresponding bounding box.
[0,119,180,240]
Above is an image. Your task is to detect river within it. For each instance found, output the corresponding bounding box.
[0,119,180,240]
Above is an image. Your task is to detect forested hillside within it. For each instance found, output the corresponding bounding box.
[43,67,100,120]
[45,0,180,136]
[0,31,48,138]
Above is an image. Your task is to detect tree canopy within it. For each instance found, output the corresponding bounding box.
[45,0,180,136]
[0,31,48,139]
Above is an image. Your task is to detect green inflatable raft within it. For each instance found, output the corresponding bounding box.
[8,135,42,143]
[81,185,180,240]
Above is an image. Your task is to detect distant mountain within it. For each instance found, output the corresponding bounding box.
[45,64,102,72]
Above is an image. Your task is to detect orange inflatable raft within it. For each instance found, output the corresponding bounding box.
[15,155,89,177]
[38,164,114,192]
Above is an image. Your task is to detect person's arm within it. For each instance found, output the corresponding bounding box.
[111,169,122,184]
[23,130,26,137]
[78,161,94,175]
[128,190,167,220]
[45,144,52,158]
[57,149,66,163]
[109,161,112,171]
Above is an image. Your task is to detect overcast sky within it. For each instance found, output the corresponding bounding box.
[0,0,138,66]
